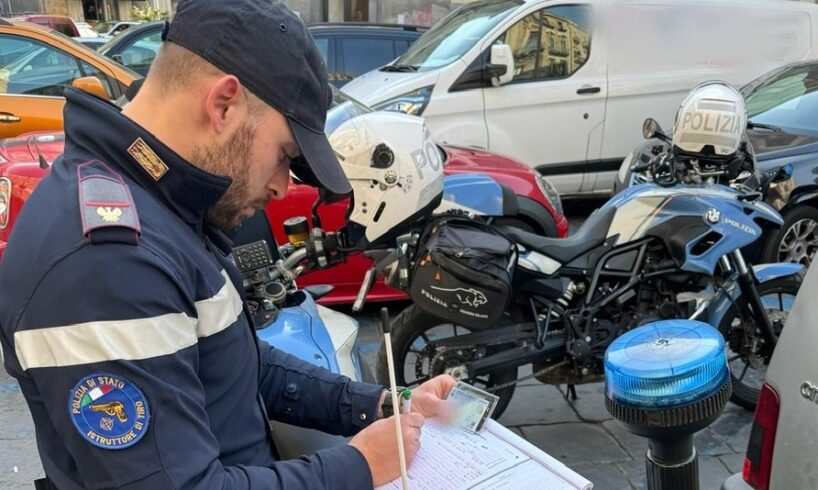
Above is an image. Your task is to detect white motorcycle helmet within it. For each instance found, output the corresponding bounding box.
[672,81,747,158]
[328,111,444,248]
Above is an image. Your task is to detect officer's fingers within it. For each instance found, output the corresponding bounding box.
[433,374,458,397]
[405,436,421,463]
[402,420,422,441]
[403,412,425,429]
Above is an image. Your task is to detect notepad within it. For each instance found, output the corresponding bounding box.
[376,418,593,490]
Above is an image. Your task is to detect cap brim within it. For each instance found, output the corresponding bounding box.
[289,118,351,195]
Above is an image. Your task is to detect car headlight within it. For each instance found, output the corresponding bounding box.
[371,86,433,116]
[536,175,563,215]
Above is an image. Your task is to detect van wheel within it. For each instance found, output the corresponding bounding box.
[761,205,818,266]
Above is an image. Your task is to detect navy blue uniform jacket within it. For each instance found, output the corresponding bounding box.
[0,89,383,489]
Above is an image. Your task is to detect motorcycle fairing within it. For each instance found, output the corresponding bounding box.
[256,292,337,373]
[604,184,783,275]
[436,173,506,216]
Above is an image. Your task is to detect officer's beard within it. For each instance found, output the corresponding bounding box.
[191,121,258,231]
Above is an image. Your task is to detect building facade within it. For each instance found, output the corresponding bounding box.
[4,0,476,25]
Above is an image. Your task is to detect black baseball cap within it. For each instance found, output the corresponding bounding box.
[164,0,351,195]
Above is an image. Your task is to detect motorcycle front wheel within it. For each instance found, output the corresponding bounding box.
[717,273,802,410]
[377,304,518,419]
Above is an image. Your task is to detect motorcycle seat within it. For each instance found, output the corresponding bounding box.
[499,206,616,264]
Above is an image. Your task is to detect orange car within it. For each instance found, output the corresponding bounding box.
[0,18,140,138]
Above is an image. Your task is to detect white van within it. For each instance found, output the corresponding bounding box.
[342,0,818,196]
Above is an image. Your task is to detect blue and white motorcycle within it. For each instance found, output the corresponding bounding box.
[382,181,804,414]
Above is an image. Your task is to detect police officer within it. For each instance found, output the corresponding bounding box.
[0,0,456,488]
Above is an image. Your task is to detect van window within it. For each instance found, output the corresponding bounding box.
[392,0,521,71]
[497,5,592,82]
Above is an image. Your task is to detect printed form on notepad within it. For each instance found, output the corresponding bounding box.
[376,419,592,490]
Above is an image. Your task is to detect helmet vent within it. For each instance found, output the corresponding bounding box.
[373,202,386,223]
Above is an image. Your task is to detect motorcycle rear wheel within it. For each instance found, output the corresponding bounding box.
[717,274,802,410]
[377,304,518,419]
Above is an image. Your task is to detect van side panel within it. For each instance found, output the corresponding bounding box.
[598,1,818,193]
[423,59,489,151]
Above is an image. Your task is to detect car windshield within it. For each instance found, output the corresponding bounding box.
[94,21,116,33]
[744,63,818,135]
[390,0,521,72]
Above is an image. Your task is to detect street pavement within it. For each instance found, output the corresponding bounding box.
[0,200,751,488]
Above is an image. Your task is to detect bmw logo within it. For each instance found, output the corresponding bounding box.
[705,208,721,224]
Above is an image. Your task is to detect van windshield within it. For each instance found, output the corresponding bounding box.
[388,0,521,72]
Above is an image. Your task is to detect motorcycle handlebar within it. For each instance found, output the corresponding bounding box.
[267,248,309,281]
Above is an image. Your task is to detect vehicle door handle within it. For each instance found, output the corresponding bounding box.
[577,86,601,95]
[0,113,21,123]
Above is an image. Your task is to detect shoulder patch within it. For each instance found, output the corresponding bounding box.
[77,160,140,245]
[69,373,150,450]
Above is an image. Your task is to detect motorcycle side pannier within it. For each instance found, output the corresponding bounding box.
[409,217,516,328]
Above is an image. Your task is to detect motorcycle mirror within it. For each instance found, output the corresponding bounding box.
[643,118,668,141]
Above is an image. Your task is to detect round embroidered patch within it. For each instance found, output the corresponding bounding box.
[68,373,150,450]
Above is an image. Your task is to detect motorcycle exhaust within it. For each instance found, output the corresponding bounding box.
[466,335,566,378]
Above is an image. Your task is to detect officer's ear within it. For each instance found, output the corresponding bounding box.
[203,75,243,135]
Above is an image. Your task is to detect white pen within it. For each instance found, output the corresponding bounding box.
[381,308,409,490]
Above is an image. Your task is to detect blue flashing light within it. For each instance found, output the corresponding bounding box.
[604,320,729,408]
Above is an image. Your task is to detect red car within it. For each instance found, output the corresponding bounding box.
[11,15,81,37]
[1,121,566,305]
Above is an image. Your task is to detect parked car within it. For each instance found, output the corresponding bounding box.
[721,259,818,490]
[0,18,141,138]
[11,14,79,36]
[74,36,109,50]
[97,21,427,84]
[74,21,98,38]
[309,23,426,87]
[342,0,818,197]
[0,131,64,164]
[93,20,140,37]
[0,92,567,303]
[616,60,818,267]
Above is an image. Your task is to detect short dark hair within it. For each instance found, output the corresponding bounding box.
[147,41,266,116]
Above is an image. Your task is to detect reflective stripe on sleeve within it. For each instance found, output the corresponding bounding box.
[14,271,243,370]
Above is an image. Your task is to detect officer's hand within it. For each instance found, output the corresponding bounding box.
[349,412,425,486]
[411,374,458,420]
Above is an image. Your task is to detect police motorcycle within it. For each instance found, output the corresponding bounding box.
[377,82,804,416]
